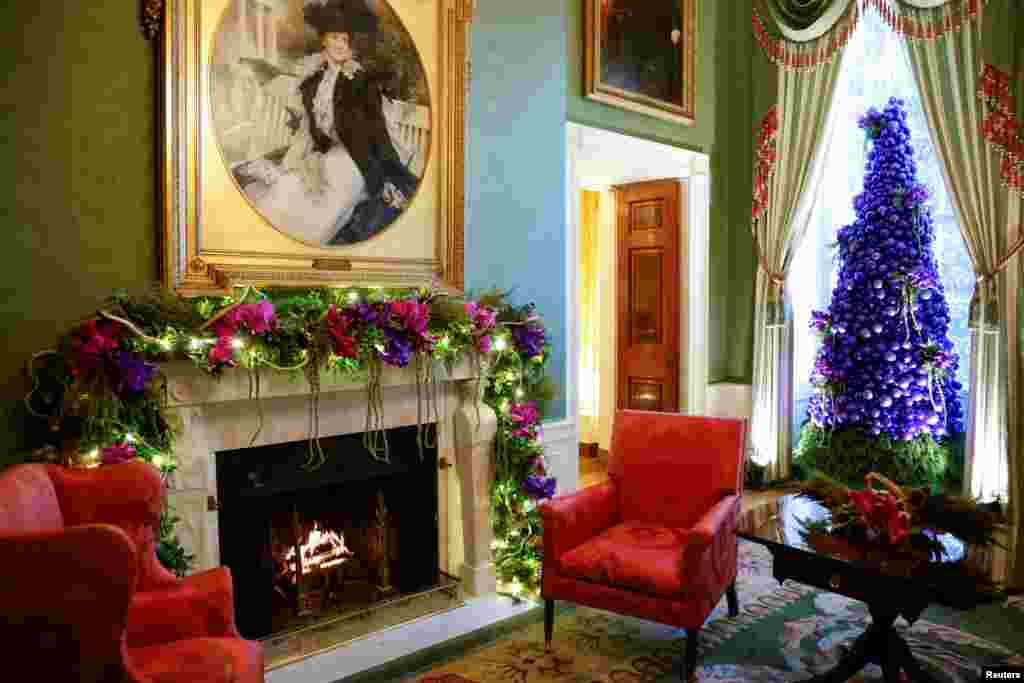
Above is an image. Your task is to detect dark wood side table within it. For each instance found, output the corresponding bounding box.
[738,495,979,683]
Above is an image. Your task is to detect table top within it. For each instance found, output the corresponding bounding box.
[737,494,965,570]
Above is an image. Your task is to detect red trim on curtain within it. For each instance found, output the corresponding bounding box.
[979,64,1024,196]
[752,106,781,220]
[862,0,986,41]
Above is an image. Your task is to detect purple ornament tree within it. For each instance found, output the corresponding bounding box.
[795,98,964,485]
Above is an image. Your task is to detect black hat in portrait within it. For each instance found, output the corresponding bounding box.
[304,0,378,36]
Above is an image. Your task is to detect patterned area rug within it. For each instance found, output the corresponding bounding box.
[408,541,1024,682]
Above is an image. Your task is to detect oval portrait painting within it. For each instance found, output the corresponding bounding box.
[209,0,431,246]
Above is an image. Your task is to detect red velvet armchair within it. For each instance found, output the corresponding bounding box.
[0,461,263,682]
[540,411,747,681]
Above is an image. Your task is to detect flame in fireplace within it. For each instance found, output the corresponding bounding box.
[285,523,353,577]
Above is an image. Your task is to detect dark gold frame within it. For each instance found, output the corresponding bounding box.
[584,0,696,126]
[146,0,471,296]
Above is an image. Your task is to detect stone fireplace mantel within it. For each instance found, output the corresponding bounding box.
[160,359,498,597]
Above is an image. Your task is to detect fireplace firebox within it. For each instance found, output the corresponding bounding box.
[216,425,439,640]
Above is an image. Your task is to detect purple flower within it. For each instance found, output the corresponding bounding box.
[512,324,546,358]
[523,474,557,501]
[117,352,157,394]
[906,268,939,291]
[102,442,137,465]
[382,328,413,368]
[809,310,831,333]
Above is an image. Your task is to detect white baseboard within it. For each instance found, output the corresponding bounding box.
[540,418,579,494]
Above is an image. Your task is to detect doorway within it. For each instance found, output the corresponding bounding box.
[567,123,710,489]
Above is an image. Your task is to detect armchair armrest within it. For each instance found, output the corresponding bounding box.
[683,493,742,595]
[0,524,137,681]
[126,566,241,648]
[539,481,619,572]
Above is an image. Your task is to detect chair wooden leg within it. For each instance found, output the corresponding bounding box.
[544,599,554,653]
[684,626,700,681]
[726,580,739,617]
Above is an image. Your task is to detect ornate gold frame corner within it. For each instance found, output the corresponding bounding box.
[583,0,696,126]
[153,0,471,297]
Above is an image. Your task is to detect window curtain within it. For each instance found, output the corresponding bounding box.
[749,1,854,479]
[578,190,602,445]
[883,0,1021,587]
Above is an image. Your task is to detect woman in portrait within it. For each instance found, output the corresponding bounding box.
[236,0,420,246]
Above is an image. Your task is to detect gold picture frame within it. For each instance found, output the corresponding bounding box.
[584,0,695,126]
[152,0,472,296]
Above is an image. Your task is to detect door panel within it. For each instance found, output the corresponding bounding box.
[616,179,682,413]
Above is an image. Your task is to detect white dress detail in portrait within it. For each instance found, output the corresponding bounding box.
[238,58,369,246]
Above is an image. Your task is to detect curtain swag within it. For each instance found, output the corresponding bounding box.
[755,0,990,70]
[753,2,859,70]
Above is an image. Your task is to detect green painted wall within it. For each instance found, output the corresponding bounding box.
[1,3,159,461]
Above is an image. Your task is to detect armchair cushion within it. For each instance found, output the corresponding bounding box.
[0,464,63,533]
[128,636,264,683]
[559,521,690,598]
[539,481,619,573]
[127,567,241,649]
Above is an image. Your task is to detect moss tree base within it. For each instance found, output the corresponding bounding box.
[794,422,958,487]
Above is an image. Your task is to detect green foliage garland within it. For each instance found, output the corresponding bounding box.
[20,285,557,591]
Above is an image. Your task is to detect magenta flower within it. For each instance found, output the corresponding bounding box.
[476,335,492,354]
[208,336,236,368]
[509,401,540,438]
[465,302,497,333]
[102,442,138,465]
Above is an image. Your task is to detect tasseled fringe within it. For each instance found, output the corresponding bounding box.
[752,3,858,71]
[753,0,989,71]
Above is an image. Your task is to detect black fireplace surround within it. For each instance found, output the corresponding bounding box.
[216,425,439,639]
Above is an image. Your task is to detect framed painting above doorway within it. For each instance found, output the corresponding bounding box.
[583,0,696,126]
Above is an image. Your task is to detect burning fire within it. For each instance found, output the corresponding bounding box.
[285,523,353,577]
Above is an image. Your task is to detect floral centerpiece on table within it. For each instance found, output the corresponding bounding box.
[797,473,1003,593]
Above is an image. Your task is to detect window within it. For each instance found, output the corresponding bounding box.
[791,10,973,439]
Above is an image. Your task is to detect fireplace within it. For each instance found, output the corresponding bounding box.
[216,425,440,640]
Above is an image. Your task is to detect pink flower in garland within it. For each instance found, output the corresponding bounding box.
[102,442,138,465]
[235,300,275,335]
[74,319,123,372]
[509,401,540,439]
[325,305,358,358]
[390,299,435,352]
[465,302,497,354]
[208,336,236,368]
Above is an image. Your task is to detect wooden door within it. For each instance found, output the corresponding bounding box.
[615,179,682,413]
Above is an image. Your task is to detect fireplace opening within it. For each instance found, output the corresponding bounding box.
[216,425,444,642]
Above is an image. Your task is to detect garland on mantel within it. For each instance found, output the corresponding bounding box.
[23,285,556,593]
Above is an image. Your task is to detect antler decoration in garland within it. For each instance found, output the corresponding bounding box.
[141,0,165,40]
